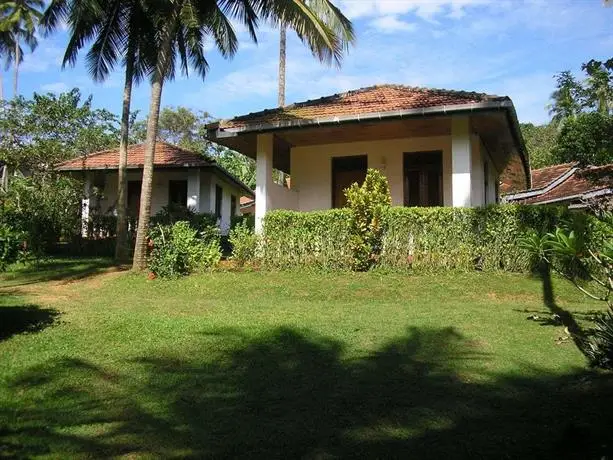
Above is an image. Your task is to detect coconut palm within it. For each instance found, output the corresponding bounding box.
[42,0,158,262]
[0,0,43,97]
[131,0,355,270]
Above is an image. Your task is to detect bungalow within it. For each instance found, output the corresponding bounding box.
[206,84,530,231]
[56,142,254,234]
[503,162,613,208]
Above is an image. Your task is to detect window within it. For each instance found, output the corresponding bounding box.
[127,181,142,216]
[403,151,443,207]
[168,180,188,207]
[231,195,237,216]
[215,185,223,219]
[332,155,367,208]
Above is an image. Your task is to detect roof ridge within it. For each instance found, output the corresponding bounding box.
[224,84,504,124]
[531,162,577,174]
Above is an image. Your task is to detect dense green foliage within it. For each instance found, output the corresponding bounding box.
[228,221,257,267]
[519,122,557,169]
[552,112,613,166]
[261,205,600,272]
[345,168,391,271]
[0,223,23,270]
[0,89,119,172]
[0,174,82,256]
[147,221,221,278]
[1,260,611,458]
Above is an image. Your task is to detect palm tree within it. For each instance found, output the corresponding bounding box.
[131,0,355,270]
[582,59,613,115]
[0,0,43,97]
[548,70,584,127]
[42,0,157,262]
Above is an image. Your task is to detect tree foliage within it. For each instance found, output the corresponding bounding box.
[552,112,613,166]
[520,123,557,169]
[0,88,120,172]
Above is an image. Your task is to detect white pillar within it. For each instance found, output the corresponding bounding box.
[82,174,91,237]
[187,169,201,212]
[255,133,273,233]
[451,116,472,207]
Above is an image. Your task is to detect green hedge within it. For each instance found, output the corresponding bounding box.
[262,205,601,272]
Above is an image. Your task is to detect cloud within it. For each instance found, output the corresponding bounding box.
[40,82,69,93]
[20,44,64,73]
[337,0,490,21]
[369,15,418,34]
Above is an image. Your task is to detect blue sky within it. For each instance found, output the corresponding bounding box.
[4,0,613,125]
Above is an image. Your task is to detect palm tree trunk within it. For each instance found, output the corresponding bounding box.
[132,75,164,271]
[278,27,286,107]
[13,39,19,98]
[132,29,174,271]
[114,53,135,262]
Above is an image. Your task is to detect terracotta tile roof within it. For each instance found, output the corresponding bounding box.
[530,163,576,190]
[56,142,213,171]
[215,84,505,129]
[523,164,613,204]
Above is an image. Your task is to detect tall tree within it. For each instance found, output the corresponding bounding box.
[582,59,613,115]
[0,0,43,97]
[548,70,584,126]
[42,0,157,262]
[132,0,355,271]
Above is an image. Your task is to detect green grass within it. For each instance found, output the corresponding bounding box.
[0,260,612,459]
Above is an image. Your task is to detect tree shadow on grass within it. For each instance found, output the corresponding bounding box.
[0,305,59,341]
[1,327,612,459]
[0,258,119,288]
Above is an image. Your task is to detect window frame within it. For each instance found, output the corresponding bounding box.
[403,151,443,207]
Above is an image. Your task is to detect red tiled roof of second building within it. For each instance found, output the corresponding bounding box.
[530,163,576,190]
[56,142,213,171]
[216,84,506,129]
[523,164,613,204]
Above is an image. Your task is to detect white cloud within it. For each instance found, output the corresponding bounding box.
[370,15,418,33]
[337,0,490,21]
[40,82,69,93]
[20,44,64,73]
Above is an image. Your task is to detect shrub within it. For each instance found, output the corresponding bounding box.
[262,209,353,270]
[262,205,599,272]
[229,221,258,267]
[345,168,392,271]
[147,221,221,278]
[0,223,24,271]
[151,204,217,233]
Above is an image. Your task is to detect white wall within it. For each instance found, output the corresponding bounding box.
[94,168,246,233]
[291,135,453,211]
[208,173,245,234]
[97,169,191,215]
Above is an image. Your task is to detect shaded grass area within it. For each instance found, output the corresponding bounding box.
[1,264,612,458]
[0,257,115,288]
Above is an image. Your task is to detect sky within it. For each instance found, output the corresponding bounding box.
[4,0,613,125]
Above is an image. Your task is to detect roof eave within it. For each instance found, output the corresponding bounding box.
[208,99,530,187]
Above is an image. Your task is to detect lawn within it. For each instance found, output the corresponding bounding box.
[0,259,612,459]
